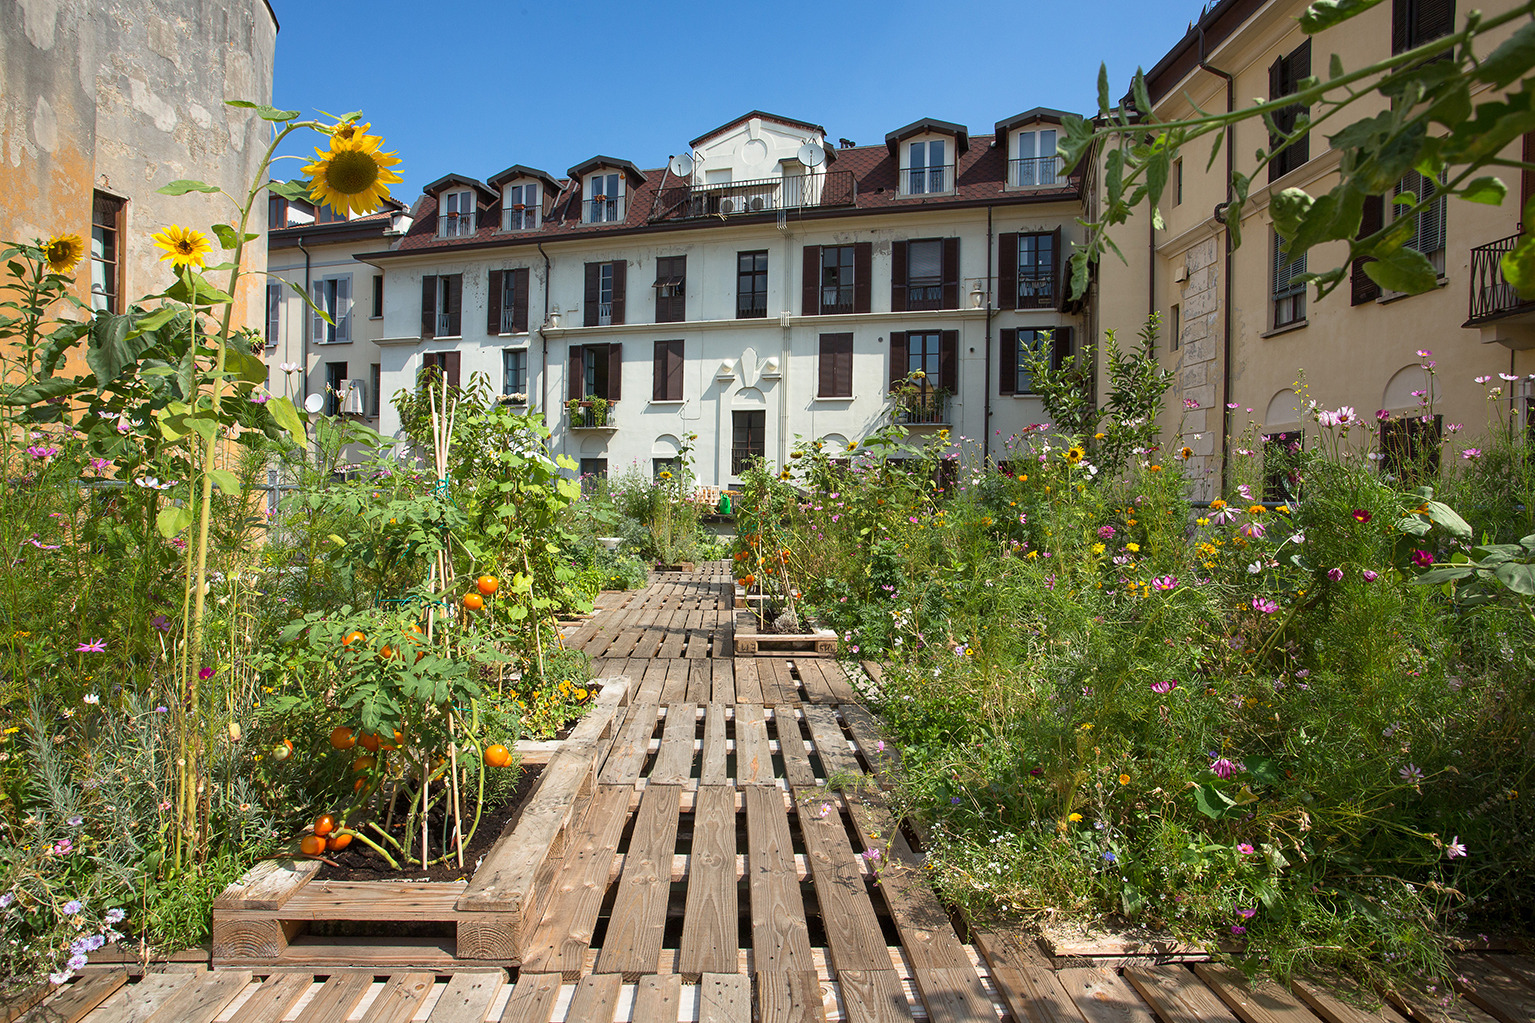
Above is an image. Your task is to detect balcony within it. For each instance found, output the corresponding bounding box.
[1017,271,1056,309]
[566,399,616,429]
[1010,156,1063,188]
[1468,233,1535,324]
[895,391,949,425]
[502,206,537,231]
[657,171,856,222]
[819,286,855,315]
[499,307,519,334]
[900,164,955,196]
[731,445,765,476]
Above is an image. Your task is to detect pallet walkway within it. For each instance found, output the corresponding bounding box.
[44,565,1521,1022]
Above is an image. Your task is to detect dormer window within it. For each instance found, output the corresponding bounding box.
[502,182,540,231]
[585,172,624,223]
[905,140,950,195]
[1012,129,1060,187]
[440,189,476,237]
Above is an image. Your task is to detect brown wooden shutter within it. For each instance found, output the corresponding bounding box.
[1289,41,1311,168]
[1051,327,1072,373]
[667,340,683,401]
[1414,0,1456,49]
[568,345,583,400]
[853,242,872,313]
[584,263,600,327]
[487,269,504,334]
[1392,0,1410,53]
[802,245,821,314]
[607,342,623,400]
[889,331,907,390]
[1352,195,1384,306]
[998,233,1017,310]
[610,261,626,325]
[446,275,462,336]
[445,351,461,390]
[835,334,853,397]
[421,275,437,338]
[1522,132,1535,224]
[1268,56,1286,183]
[818,333,852,398]
[652,340,673,401]
[1050,227,1064,310]
[941,237,960,309]
[891,240,908,312]
[512,268,530,332]
[939,330,958,393]
[999,328,1017,395]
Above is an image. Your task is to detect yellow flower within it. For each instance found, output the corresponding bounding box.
[1093,432,1106,440]
[44,234,84,273]
[1068,812,1083,822]
[1118,773,1131,785]
[303,122,403,217]
[1179,446,1193,460]
[1064,446,1085,465]
[1210,499,1227,510]
[1247,505,1266,515]
[1079,722,1093,731]
[1277,504,1291,515]
[152,225,211,269]
[1125,542,1140,552]
[846,440,858,451]
[1091,542,1105,554]
[1026,549,1039,559]
[1196,517,1210,526]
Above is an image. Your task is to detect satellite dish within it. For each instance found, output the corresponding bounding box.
[303,393,324,414]
[668,153,694,178]
[797,141,826,168]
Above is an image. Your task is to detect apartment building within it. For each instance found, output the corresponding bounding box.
[343,110,1091,487]
[1099,0,1534,500]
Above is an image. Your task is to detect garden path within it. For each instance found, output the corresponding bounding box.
[32,566,1535,1023]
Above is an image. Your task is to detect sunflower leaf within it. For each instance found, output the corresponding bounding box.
[267,179,311,202]
[266,395,306,440]
[158,179,220,196]
[156,504,193,538]
[211,224,240,250]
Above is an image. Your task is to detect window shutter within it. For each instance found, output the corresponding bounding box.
[653,340,666,401]
[1289,41,1311,168]
[607,343,623,400]
[891,240,908,312]
[420,275,436,339]
[1052,327,1072,373]
[1418,0,1455,45]
[446,275,462,336]
[1392,0,1411,53]
[834,334,852,397]
[942,237,960,309]
[568,345,583,400]
[487,269,504,335]
[802,245,820,314]
[513,268,530,333]
[1050,227,1064,311]
[265,283,280,343]
[584,263,600,327]
[610,261,626,325]
[335,276,351,343]
[668,341,683,401]
[998,233,1017,310]
[1352,195,1384,305]
[311,281,326,342]
[1268,55,1287,182]
[1523,132,1535,222]
[818,333,853,398]
[889,331,907,390]
[999,328,1017,395]
[939,330,958,393]
[853,242,872,313]
[445,351,461,390]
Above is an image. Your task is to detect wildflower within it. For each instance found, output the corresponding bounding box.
[1362,569,1379,583]
[1124,542,1140,553]
[0,893,12,908]
[198,667,214,681]
[1152,575,1177,591]
[1230,925,1248,935]
[44,233,85,273]
[1327,567,1343,582]
[1352,509,1371,524]
[75,638,106,653]
[105,908,125,924]
[1446,837,1468,859]
[1184,398,1200,410]
[1239,521,1266,540]
[1236,908,1257,919]
[150,614,172,632]
[1179,446,1193,460]
[62,899,82,915]
[66,814,82,827]
[1461,448,1482,460]
[1211,758,1239,779]
[1103,851,1117,862]
[863,848,881,863]
[1252,597,1278,614]
[1068,813,1083,822]
[1151,680,1176,694]
[1064,446,1085,465]
[82,694,98,705]
[1118,774,1130,785]
[1399,763,1424,784]
[1411,550,1434,568]
[1097,525,1116,540]
[1236,843,1256,855]
[151,225,212,269]
[303,122,404,217]
[1091,542,1105,554]
[1500,372,1519,382]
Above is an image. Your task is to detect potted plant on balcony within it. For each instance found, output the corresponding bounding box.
[589,395,610,427]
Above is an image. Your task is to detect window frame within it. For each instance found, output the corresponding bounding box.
[1393,169,1448,278]
[737,250,768,318]
[820,245,856,314]
[1017,232,1056,309]
[652,339,684,402]
[312,273,353,344]
[90,191,126,314]
[904,139,950,195]
[1011,128,1060,187]
[502,182,540,231]
[731,410,766,476]
[369,363,381,417]
[585,172,625,223]
[1271,231,1307,329]
[440,189,476,237]
[502,347,528,400]
[1268,40,1312,182]
[654,255,686,323]
[324,361,347,416]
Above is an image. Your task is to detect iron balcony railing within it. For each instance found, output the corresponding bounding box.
[1469,233,1535,322]
[502,206,537,231]
[567,400,616,429]
[1018,271,1055,307]
[587,197,623,223]
[658,170,856,221]
[1010,156,1063,188]
[819,286,855,315]
[435,313,455,337]
[499,307,519,334]
[907,278,944,310]
[896,391,949,425]
[731,445,765,475]
[439,212,475,237]
[902,164,955,195]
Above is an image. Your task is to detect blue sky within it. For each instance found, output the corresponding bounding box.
[268,0,1199,200]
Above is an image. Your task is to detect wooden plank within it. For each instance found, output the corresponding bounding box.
[969,926,1082,1023]
[426,972,506,1023]
[657,610,688,660]
[700,704,729,786]
[498,973,561,1023]
[819,661,862,705]
[687,660,712,703]
[775,708,816,788]
[1195,964,1319,1023]
[631,975,684,1023]
[795,660,839,704]
[1291,978,1403,1023]
[794,791,891,973]
[16,970,126,1023]
[565,974,623,1023]
[733,659,763,704]
[1485,955,1535,990]
[291,973,374,1023]
[1389,982,1500,1023]
[142,971,251,1023]
[699,974,751,1023]
[1455,957,1535,1023]
[758,971,828,1023]
[746,784,814,974]
[763,658,798,706]
[521,785,634,977]
[213,859,321,911]
[840,705,901,788]
[254,880,465,921]
[711,661,735,703]
[1124,967,1239,1023]
[360,973,435,1023]
[910,966,997,1023]
[834,970,914,1023]
[599,703,660,786]
[638,661,670,704]
[651,704,697,785]
[714,610,735,661]
[595,784,683,978]
[680,786,740,978]
[1057,967,1158,1023]
[85,972,198,1023]
[802,704,861,781]
[223,973,312,1023]
[734,704,773,785]
[659,661,691,704]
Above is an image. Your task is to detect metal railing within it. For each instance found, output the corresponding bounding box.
[435,313,455,336]
[906,279,944,310]
[499,307,520,334]
[730,445,765,475]
[587,197,623,223]
[502,206,537,231]
[439,212,475,237]
[902,164,955,195]
[1017,271,1055,308]
[819,286,854,314]
[566,400,616,429]
[658,170,856,221]
[1469,233,1533,322]
[896,392,948,425]
[1010,156,1063,187]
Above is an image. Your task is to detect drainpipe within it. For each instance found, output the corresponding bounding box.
[1198,28,1236,494]
[537,240,554,461]
[983,205,994,462]
[297,236,311,408]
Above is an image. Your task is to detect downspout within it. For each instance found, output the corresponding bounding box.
[983,204,994,462]
[297,236,311,408]
[1198,26,1236,494]
[538,240,552,444]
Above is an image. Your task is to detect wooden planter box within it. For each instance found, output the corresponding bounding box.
[732,609,838,657]
[210,676,631,968]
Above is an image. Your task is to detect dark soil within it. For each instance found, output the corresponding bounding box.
[314,763,544,883]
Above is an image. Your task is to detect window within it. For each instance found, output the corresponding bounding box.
[731,411,766,475]
[316,204,347,225]
[503,348,528,399]
[1170,303,1181,351]
[584,261,626,326]
[1268,40,1311,182]
[585,172,624,223]
[325,361,347,416]
[1352,195,1386,305]
[999,327,1071,395]
[371,274,383,318]
[653,457,681,481]
[737,250,768,318]
[1380,414,1442,482]
[311,274,352,343]
[489,268,530,335]
[567,343,622,401]
[889,331,958,423]
[652,340,684,402]
[268,195,289,230]
[1012,129,1059,187]
[654,256,686,323]
[906,139,949,194]
[421,351,461,390]
[90,191,125,313]
[1272,232,1307,328]
[440,190,476,237]
[1393,0,1455,54]
[892,238,956,311]
[265,283,281,347]
[1174,159,1183,207]
[578,458,608,494]
[420,274,462,338]
[369,363,381,417]
[821,245,855,313]
[1394,170,1448,276]
[1263,430,1303,502]
[502,182,540,231]
[818,333,853,398]
[803,243,870,315]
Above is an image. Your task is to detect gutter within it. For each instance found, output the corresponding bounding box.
[297,235,311,408]
[1198,28,1237,495]
[983,204,994,462]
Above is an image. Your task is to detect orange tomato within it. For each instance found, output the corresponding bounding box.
[410,623,424,635]
[352,755,376,774]
[483,744,512,768]
[353,777,368,792]
[379,644,397,660]
[342,630,365,647]
[477,575,499,596]
[329,727,355,750]
[327,832,353,852]
[299,834,326,857]
[272,739,293,761]
[313,814,336,837]
[463,592,484,612]
[358,732,381,753]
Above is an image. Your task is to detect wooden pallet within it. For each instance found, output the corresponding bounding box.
[733,613,838,656]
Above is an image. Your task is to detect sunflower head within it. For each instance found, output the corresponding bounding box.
[303,126,403,218]
[1064,446,1085,465]
[43,234,84,274]
[1179,446,1193,460]
[152,225,211,269]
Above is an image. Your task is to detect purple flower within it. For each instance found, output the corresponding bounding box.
[66,814,82,827]
[150,614,172,633]
[1239,521,1266,540]
[1461,448,1482,460]
[1152,575,1178,591]
[66,952,87,971]
[1327,567,1343,582]
[1211,758,1239,779]
[1102,851,1117,862]
[198,667,214,681]
[0,893,12,908]
[1362,570,1379,582]
[1411,550,1434,568]
[863,848,882,863]
[1230,925,1248,935]
[1097,525,1116,540]
[1151,680,1176,694]
[62,899,82,915]
[1399,763,1424,784]
[88,458,112,473]
[1236,843,1256,855]
[75,638,106,653]
[104,908,125,924]
[1236,907,1257,919]
[1252,597,1279,615]
[1352,509,1371,524]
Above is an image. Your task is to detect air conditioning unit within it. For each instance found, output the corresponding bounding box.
[718,197,739,214]
[340,379,366,415]
[749,196,766,212]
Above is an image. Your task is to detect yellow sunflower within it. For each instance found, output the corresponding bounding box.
[152,225,211,269]
[1064,446,1085,465]
[43,234,84,274]
[1179,446,1193,460]
[303,123,403,217]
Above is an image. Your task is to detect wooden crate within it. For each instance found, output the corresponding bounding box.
[732,612,838,657]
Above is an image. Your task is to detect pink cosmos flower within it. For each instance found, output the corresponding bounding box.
[1376,409,1391,421]
[1151,680,1177,694]
[1327,568,1344,582]
[1230,925,1248,935]
[1152,575,1178,591]
[1462,448,1482,460]
[1411,550,1434,568]
[1236,842,1256,855]
[75,639,106,653]
[1211,758,1239,779]
[1252,597,1279,614]
[1239,522,1266,540]
[1352,509,1371,524]
[1362,570,1379,582]
[1236,908,1257,919]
